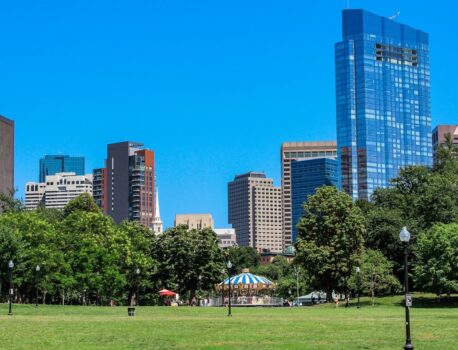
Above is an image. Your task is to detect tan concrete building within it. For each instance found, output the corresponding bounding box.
[174,214,214,229]
[0,115,14,198]
[228,172,282,253]
[281,141,337,248]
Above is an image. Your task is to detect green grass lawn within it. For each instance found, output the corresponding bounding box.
[1,295,457,350]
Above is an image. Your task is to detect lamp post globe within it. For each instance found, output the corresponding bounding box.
[400,226,411,243]
[8,260,14,316]
[400,227,414,350]
[226,260,232,317]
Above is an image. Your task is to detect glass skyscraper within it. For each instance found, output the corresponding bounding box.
[335,9,432,200]
[291,157,338,242]
[39,155,85,182]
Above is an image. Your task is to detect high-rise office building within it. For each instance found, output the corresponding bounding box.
[281,141,337,248]
[0,116,14,197]
[335,9,432,200]
[39,155,85,182]
[106,142,155,227]
[174,214,214,229]
[432,125,458,162]
[92,167,107,212]
[291,157,338,242]
[25,172,93,210]
[228,172,282,253]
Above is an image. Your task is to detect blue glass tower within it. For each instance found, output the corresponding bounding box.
[39,155,85,182]
[291,157,338,242]
[335,9,432,200]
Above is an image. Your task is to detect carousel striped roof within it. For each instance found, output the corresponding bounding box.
[222,272,273,286]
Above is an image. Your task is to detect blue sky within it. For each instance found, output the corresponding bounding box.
[1,0,457,228]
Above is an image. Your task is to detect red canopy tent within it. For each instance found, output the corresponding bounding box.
[159,289,176,297]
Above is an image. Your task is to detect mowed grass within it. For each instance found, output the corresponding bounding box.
[1,295,457,350]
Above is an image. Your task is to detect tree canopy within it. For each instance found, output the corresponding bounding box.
[295,186,365,300]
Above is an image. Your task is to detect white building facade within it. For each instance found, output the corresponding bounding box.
[25,172,93,210]
[214,228,237,249]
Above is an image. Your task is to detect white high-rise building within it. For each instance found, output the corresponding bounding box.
[25,172,93,210]
[152,188,163,234]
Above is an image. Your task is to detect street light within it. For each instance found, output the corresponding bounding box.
[293,266,300,306]
[227,260,232,317]
[356,266,361,309]
[8,260,14,316]
[135,268,141,306]
[35,265,41,307]
[400,227,414,350]
[221,269,226,307]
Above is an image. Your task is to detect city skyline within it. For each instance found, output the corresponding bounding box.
[3,1,458,228]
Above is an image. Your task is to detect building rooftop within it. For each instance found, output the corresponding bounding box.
[234,172,266,180]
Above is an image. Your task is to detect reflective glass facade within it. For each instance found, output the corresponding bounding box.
[39,155,85,182]
[335,9,432,200]
[291,157,338,242]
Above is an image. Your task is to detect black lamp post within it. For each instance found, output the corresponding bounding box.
[8,260,14,316]
[35,265,41,307]
[221,269,225,307]
[135,268,141,306]
[400,227,414,350]
[356,266,361,309]
[227,260,232,317]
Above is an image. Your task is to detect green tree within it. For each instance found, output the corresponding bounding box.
[414,223,458,296]
[350,249,400,306]
[295,186,365,301]
[364,207,407,280]
[0,189,24,213]
[63,193,100,218]
[118,221,156,306]
[0,211,64,304]
[154,226,225,302]
[225,246,260,274]
[59,211,126,305]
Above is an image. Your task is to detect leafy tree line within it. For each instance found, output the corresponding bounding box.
[0,194,227,305]
[293,136,458,302]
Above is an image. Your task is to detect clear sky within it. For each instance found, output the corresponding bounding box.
[1,0,457,228]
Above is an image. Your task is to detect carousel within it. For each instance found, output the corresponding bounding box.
[214,269,282,306]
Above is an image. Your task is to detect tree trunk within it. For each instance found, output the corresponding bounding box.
[326,289,333,302]
[62,290,65,305]
[43,291,47,305]
[371,288,375,306]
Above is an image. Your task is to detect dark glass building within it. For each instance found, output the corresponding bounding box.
[291,158,338,242]
[0,115,14,197]
[39,155,85,182]
[105,142,155,227]
[335,9,432,200]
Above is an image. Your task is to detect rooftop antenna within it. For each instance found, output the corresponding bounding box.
[388,11,400,20]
